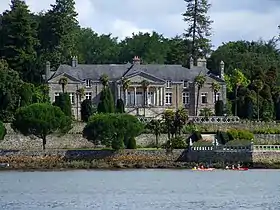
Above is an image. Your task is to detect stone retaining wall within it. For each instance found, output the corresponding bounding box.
[2,149,278,164]
[254,134,280,145]
[252,151,280,163]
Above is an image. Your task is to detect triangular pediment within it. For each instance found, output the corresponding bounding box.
[48,72,83,84]
[120,71,165,84]
[206,73,225,84]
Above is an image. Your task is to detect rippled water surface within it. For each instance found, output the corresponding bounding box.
[0,169,280,210]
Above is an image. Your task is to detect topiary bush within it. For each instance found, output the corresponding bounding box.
[12,103,72,150]
[216,130,230,145]
[0,121,6,140]
[162,136,187,149]
[53,93,72,117]
[126,137,137,149]
[97,87,115,113]
[215,100,224,116]
[227,129,254,141]
[115,99,125,113]
[81,99,95,122]
[83,113,144,150]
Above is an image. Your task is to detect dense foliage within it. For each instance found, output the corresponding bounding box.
[1,0,280,123]
[0,121,7,140]
[83,113,144,150]
[53,93,72,117]
[81,99,96,122]
[12,103,72,149]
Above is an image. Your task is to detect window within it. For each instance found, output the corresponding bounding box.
[201,93,208,104]
[54,92,60,102]
[182,92,189,104]
[85,92,92,100]
[183,80,188,88]
[214,92,221,102]
[69,92,75,104]
[85,79,91,88]
[166,80,171,88]
[165,92,172,105]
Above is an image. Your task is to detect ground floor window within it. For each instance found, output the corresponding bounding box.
[165,92,172,105]
[182,92,189,104]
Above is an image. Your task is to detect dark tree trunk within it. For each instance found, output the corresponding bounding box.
[257,90,260,121]
[192,0,198,63]
[42,136,46,150]
[234,86,238,116]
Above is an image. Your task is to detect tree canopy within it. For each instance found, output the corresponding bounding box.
[12,103,72,149]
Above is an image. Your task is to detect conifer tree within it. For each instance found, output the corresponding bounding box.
[1,0,40,83]
[38,0,78,67]
[182,0,213,63]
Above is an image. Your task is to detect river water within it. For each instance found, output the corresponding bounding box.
[0,169,279,210]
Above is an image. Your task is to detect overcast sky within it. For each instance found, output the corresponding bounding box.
[1,0,279,48]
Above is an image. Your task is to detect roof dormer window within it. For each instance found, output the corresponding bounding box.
[166,80,171,88]
[85,79,91,88]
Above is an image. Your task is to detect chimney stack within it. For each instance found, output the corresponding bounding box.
[197,57,207,67]
[220,60,225,79]
[189,57,194,68]
[45,61,51,82]
[72,56,78,67]
[133,56,141,65]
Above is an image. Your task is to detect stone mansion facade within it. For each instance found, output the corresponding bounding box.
[45,56,226,119]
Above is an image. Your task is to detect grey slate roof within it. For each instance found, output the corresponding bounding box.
[51,63,217,82]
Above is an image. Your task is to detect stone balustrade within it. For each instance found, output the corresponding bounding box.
[189,116,240,124]
[191,145,251,151]
[253,145,280,151]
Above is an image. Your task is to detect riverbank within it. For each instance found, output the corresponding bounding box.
[1,155,280,170]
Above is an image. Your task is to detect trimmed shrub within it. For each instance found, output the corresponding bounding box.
[216,131,230,145]
[115,99,125,113]
[193,140,213,147]
[81,99,95,122]
[226,140,251,146]
[126,137,137,149]
[53,93,72,117]
[83,113,144,150]
[12,103,71,150]
[0,121,6,140]
[97,87,115,113]
[227,129,254,141]
[171,136,187,149]
[215,100,224,116]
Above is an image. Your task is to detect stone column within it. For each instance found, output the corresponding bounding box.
[117,85,121,99]
[159,87,163,106]
[134,87,137,106]
[125,89,128,106]
[153,89,156,105]
[146,86,149,105]
[162,87,165,106]
[156,87,159,106]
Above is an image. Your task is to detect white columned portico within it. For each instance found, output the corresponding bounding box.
[134,87,137,106]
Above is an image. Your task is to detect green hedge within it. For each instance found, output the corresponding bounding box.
[253,128,280,134]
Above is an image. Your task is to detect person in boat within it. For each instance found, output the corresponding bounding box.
[193,166,197,170]
[231,164,235,169]
[225,165,229,170]
[237,163,241,169]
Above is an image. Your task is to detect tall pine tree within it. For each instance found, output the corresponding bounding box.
[38,0,78,67]
[1,0,40,83]
[182,0,213,63]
